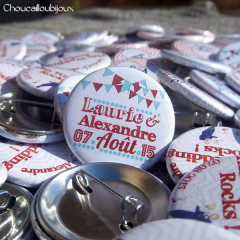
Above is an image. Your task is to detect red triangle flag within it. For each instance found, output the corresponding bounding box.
[112,74,124,85]
[115,84,122,93]
[129,90,137,99]
[151,90,158,98]
[93,82,103,91]
[133,82,141,92]
[146,99,152,107]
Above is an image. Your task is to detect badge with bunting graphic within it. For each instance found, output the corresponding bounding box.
[64,67,175,169]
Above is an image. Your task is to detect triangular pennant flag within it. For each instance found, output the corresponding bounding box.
[115,84,122,93]
[81,80,91,89]
[159,90,165,99]
[138,95,144,103]
[104,84,112,92]
[151,90,158,98]
[133,82,141,92]
[154,101,160,110]
[93,82,103,91]
[63,91,70,97]
[103,68,114,76]
[121,80,132,92]
[112,74,124,85]
[146,99,153,108]
[129,90,137,99]
[58,87,65,92]
[143,88,149,96]
[140,79,147,88]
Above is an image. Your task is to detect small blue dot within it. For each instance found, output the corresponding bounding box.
[104,149,108,153]
[122,153,126,157]
[131,156,134,159]
[140,157,143,161]
[109,150,112,154]
[87,145,90,149]
[145,110,148,114]
[98,100,101,103]
[144,159,148,162]
[158,114,161,117]
[91,140,95,145]
[123,106,127,109]
[111,102,114,106]
[118,152,121,156]
[137,151,141,155]
[106,101,110,105]
[91,146,95,150]
[93,99,97,102]
[74,142,77,146]
[119,104,123,108]
[100,149,103,152]
[102,100,105,104]
[115,103,118,107]
[149,112,152,115]
[135,156,139,160]
[136,108,139,112]
[113,152,117,155]
[141,110,144,113]
[82,144,86,148]
[126,154,130,158]
[78,143,81,147]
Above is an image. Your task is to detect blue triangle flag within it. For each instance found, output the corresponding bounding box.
[143,88,149,96]
[138,95,144,103]
[121,80,132,92]
[154,101,160,110]
[140,79,147,88]
[58,87,65,92]
[159,90,165,99]
[103,68,114,76]
[104,84,112,92]
[82,80,91,89]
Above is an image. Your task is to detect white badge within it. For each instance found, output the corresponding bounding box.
[64,67,175,169]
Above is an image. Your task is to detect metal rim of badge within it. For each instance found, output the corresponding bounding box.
[161,49,231,75]
[171,40,220,60]
[225,69,240,94]
[125,24,165,35]
[169,156,240,237]
[234,109,240,128]
[165,126,240,184]
[63,66,175,169]
[157,69,235,121]
[0,182,33,240]
[113,219,240,240]
[0,138,79,188]
[190,69,240,109]
[54,73,86,122]
[31,163,170,240]
[16,66,76,100]
[0,94,64,143]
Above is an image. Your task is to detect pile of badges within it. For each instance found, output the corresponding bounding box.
[1,25,240,239]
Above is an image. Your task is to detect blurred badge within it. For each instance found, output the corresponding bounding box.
[166,126,240,183]
[43,51,112,74]
[169,156,240,237]
[17,66,76,99]
[54,73,86,121]
[64,67,175,169]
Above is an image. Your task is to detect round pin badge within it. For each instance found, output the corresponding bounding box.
[190,69,240,109]
[172,40,220,60]
[217,41,240,69]
[43,51,111,74]
[64,67,175,169]
[126,24,165,35]
[113,47,161,62]
[0,60,26,95]
[113,219,240,240]
[17,66,76,99]
[54,73,86,121]
[0,39,27,60]
[166,126,240,184]
[21,31,59,47]
[137,30,165,40]
[226,68,240,93]
[161,49,231,75]
[169,156,240,237]
[0,138,79,188]
[157,69,235,120]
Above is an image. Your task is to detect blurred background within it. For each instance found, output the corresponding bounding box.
[0,0,239,24]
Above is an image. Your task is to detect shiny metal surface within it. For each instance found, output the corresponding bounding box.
[0,99,64,143]
[0,183,33,240]
[35,163,170,240]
